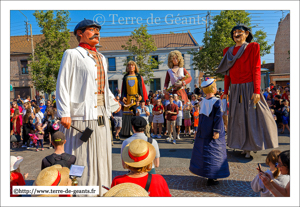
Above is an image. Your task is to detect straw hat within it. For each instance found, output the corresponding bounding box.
[32,165,70,197]
[34,165,70,186]
[122,139,156,168]
[10,156,23,171]
[104,183,149,197]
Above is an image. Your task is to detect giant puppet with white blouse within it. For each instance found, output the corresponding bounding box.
[56,19,120,196]
[163,50,192,103]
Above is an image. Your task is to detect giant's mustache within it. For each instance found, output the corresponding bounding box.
[234,34,242,38]
[89,34,99,40]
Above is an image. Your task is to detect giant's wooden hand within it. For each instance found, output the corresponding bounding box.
[251,93,260,104]
[61,117,71,129]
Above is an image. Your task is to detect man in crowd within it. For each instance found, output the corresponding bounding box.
[52,95,56,104]
[115,89,121,98]
[111,96,124,140]
[146,99,154,137]
[263,87,270,100]
[39,100,47,114]
[16,95,23,106]
[173,94,183,140]
[281,89,290,102]
[271,88,277,98]
[136,100,150,137]
[194,84,200,95]
[165,95,179,144]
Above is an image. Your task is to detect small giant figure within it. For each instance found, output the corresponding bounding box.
[189,78,230,186]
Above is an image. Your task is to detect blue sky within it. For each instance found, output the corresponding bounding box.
[10,10,289,64]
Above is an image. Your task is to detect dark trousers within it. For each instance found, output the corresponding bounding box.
[36,139,43,149]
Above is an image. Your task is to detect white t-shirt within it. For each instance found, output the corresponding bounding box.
[136,106,149,123]
[35,111,44,124]
[23,107,34,117]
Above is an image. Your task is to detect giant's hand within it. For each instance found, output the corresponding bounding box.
[163,89,169,95]
[61,117,71,129]
[174,81,183,87]
[222,94,227,100]
[213,132,219,139]
[251,93,260,104]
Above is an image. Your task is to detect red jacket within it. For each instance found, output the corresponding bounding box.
[223,42,261,94]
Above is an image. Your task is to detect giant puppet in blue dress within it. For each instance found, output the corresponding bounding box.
[189,78,230,186]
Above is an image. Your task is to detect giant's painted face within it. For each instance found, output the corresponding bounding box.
[77,26,99,47]
[232,29,249,44]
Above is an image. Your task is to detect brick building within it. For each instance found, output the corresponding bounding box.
[270,13,290,87]
[10,32,200,101]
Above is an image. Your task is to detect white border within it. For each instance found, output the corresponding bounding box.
[2,1,299,206]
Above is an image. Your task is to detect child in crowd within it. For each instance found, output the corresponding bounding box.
[43,107,59,149]
[41,131,76,170]
[10,156,28,197]
[251,150,290,197]
[192,103,200,144]
[34,105,44,125]
[281,99,290,134]
[22,109,35,148]
[35,122,44,151]
[12,109,22,148]
[270,109,277,121]
[183,100,192,137]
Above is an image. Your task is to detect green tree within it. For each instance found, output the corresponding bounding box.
[121,24,162,85]
[188,10,273,78]
[28,10,70,95]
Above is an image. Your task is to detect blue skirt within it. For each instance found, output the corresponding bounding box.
[282,115,289,125]
[189,134,230,179]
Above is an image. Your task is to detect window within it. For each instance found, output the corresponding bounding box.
[182,54,184,60]
[109,80,118,96]
[150,78,161,92]
[151,55,159,69]
[108,57,116,71]
[21,60,28,74]
[127,56,135,62]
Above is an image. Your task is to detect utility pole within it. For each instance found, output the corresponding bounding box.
[19,11,29,41]
[30,24,34,61]
[25,21,29,41]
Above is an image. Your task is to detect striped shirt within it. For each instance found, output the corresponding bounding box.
[85,49,105,94]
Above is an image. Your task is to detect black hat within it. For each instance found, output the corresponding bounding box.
[74,19,101,35]
[231,24,253,43]
[131,116,147,128]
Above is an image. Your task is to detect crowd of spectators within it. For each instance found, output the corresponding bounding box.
[10,82,290,197]
[10,94,58,150]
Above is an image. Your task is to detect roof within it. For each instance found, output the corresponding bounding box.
[261,63,274,72]
[11,31,199,55]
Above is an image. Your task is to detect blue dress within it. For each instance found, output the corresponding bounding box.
[189,98,230,179]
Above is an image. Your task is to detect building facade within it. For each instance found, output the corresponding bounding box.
[270,13,290,87]
[10,32,200,101]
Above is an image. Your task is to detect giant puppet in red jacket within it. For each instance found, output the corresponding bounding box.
[216,24,278,158]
